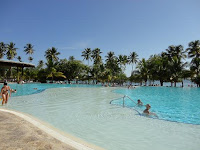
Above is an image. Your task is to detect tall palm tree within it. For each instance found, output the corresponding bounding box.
[105,51,116,69]
[6,42,18,60]
[186,40,200,75]
[37,60,44,69]
[17,56,22,62]
[137,58,149,86]
[118,55,128,72]
[105,51,120,76]
[91,48,102,65]
[24,43,34,62]
[45,47,60,63]
[166,45,186,61]
[129,52,138,75]
[69,56,75,61]
[105,51,116,62]
[166,45,186,86]
[0,42,6,59]
[81,48,92,66]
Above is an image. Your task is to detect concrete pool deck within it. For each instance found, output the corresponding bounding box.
[0,109,103,150]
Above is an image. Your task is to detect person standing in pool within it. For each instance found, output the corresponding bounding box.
[143,104,158,117]
[143,104,151,114]
[1,82,12,105]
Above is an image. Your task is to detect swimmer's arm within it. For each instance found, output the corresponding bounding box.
[150,112,158,118]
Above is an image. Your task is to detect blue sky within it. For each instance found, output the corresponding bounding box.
[0,0,200,76]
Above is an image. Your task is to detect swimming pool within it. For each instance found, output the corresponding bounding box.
[112,87,200,125]
[1,84,200,150]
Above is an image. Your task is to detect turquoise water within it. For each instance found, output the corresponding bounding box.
[1,84,200,150]
[112,87,200,125]
[1,83,100,97]
[3,84,200,125]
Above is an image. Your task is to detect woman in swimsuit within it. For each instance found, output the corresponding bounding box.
[1,82,12,105]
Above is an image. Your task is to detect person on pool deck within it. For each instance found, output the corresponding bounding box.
[1,82,12,105]
[143,104,158,117]
[137,99,143,106]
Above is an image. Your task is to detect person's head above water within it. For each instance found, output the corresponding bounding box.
[146,104,151,109]
[4,82,7,86]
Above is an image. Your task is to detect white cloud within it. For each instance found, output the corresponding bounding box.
[59,40,92,51]
[60,47,76,50]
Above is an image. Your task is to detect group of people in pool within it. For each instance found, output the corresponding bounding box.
[137,99,158,117]
[0,82,17,105]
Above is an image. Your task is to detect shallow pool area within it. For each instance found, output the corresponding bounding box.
[1,84,200,150]
[6,83,100,97]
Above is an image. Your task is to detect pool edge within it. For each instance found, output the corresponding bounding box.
[0,108,104,150]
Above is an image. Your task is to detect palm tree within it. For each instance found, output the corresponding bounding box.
[69,56,75,61]
[47,67,66,82]
[6,42,18,60]
[81,48,92,66]
[28,56,33,62]
[0,42,6,59]
[105,51,116,69]
[186,40,200,75]
[166,45,186,61]
[105,51,116,62]
[165,45,186,86]
[17,56,22,62]
[37,60,44,69]
[91,48,102,65]
[129,52,138,75]
[24,43,34,62]
[137,58,149,86]
[118,55,128,72]
[118,55,124,70]
[45,47,60,62]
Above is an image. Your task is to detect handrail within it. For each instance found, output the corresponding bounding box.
[122,95,137,107]
[110,95,142,115]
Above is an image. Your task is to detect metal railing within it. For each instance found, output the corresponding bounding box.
[122,95,137,107]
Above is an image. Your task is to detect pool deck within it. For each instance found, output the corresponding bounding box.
[0,110,76,150]
[0,109,102,150]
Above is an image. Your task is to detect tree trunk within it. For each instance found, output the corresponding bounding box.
[68,79,71,84]
[160,80,163,86]
[182,81,184,87]
[174,82,177,87]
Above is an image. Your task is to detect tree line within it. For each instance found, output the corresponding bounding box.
[0,40,200,87]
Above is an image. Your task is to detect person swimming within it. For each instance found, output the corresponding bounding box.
[137,99,143,106]
[1,82,12,105]
[143,104,158,117]
[11,89,17,93]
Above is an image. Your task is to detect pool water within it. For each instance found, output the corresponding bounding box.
[112,87,200,125]
[5,83,100,97]
[1,84,200,150]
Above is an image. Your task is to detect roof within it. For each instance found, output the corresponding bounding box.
[0,59,35,68]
